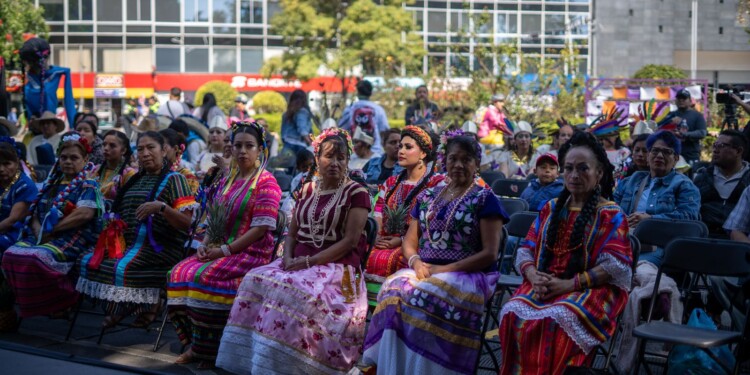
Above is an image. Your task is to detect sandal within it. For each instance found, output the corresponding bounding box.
[130,312,157,329]
[101,315,125,329]
[197,361,216,370]
[174,349,196,365]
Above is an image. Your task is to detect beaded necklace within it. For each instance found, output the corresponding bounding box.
[307,177,347,248]
[425,183,474,245]
[0,170,21,203]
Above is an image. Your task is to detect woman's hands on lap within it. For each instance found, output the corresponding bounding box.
[135,201,164,221]
[282,256,309,271]
[413,259,432,280]
[375,235,401,249]
[536,271,575,300]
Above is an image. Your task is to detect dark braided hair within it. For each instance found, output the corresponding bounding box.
[99,130,132,182]
[111,131,171,213]
[383,128,437,205]
[539,131,614,279]
[302,133,350,187]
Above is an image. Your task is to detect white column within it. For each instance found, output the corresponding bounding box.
[690,0,698,79]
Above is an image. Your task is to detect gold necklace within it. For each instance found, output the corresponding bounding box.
[0,171,21,202]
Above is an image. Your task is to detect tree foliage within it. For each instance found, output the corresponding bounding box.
[252,91,287,114]
[0,0,48,67]
[194,81,238,115]
[632,64,687,79]
[261,0,424,102]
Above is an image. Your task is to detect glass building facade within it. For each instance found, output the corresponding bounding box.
[37,0,591,77]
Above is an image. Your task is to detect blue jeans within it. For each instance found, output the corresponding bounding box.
[640,247,665,268]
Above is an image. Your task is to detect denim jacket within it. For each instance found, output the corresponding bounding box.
[613,170,701,220]
[280,108,312,148]
[520,178,564,212]
[363,156,404,185]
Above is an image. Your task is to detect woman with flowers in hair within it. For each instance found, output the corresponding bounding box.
[76,131,197,329]
[366,125,444,281]
[160,128,200,194]
[91,130,136,204]
[2,132,101,319]
[216,128,370,374]
[166,122,281,369]
[498,132,632,374]
[362,133,508,374]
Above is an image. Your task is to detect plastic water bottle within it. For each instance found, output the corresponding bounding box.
[679,119,688,132]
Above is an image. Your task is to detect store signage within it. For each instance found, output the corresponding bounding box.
[95,74,124,88]
[230,76,302,90]
[94,88,127,98]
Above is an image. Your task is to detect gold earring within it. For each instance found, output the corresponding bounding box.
[254,159,261,168]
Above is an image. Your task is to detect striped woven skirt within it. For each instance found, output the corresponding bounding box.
[1,240,84,317]
[362,269,498,375]
[216,259,367,375]
[364,246,405,282]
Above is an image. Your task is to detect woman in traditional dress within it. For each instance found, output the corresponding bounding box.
[588,110,631,178]
[91,130,135,203]
[195,117,229,178]
[2,132,102,319]
[498,132,632,374]
[216,128,370,374]
[0,139,39,330]
[74,112,104,165]
[160,128,200,194]
[365,125,443,281]
[167,121,281,369]
[76,131,196,329]
[362,135,508,375]
[497,121,535,179]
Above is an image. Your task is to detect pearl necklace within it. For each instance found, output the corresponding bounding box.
[0,171,21,202]
[425,183,474,245]
[307,177,347,248]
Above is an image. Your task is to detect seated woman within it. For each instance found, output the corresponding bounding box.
[167,122,281,369]
[588,112,631,177]
[74,112,104,165]
[498,132,632,374]
[362,135,508,375]
[363,129,403,186]
[613,130,700,267]
[160,128,200,194]
[2,132,101,319]
[216,128,370,374]
[195,117,228,178]
[620,133,650,180]
[77,131,196,329]
[496,121,535,179]
[91,130,135,203]
[366,126,443,281]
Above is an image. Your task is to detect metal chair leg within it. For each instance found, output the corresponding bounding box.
[153,308,170,352]
[97,324,107,345]
[65,297,84,341]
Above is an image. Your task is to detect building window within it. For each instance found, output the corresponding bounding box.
[68,0,93,21]
[545,14,565,35]
[97,0,122,21]
[568,14,588,35]
[155,0,180,22]
[521,14,542,36]
[240,0,263,24]
[427,11,446,33]
[97,46,123,73]
[240,48,263,73]
[186,48,209,72]
[124,46,153,72]
[185,0,209,22]
[719,27,723,34]
[213,0,236,24]
[213,48,237,72]
[156,48,181,72]
[127,0,151,21]
[40,0,64,21]
[267,0,281,21]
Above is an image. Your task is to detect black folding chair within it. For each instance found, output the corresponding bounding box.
[361,217,378,271]
[475,226,509,373]
[480,171,506,187]
[632,238,750,375]
[499,211,538,275]
[498,197,530,217]
[491,178,529,198]
[273,171,292,192]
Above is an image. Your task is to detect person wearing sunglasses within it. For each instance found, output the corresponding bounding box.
[693,130,750,238]
[613,130,700,266]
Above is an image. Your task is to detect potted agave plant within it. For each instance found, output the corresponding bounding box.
[383,204,409,236]
[204,202,228,248]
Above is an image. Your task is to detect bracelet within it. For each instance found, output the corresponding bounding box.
[160,202,167,214]
[407,254,421,269]
[220,244,231,257]
[305,255,311,269]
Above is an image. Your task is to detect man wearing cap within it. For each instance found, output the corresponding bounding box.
[404,85,440,126]
[156,87,191,119]
[27,111,65,166]
[349,127,375,170]
[230,94,251,120]
[669,88,707,164]
[338,80,389,155]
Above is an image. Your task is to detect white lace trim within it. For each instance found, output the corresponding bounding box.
[167,297,232,311]
[176,202,199,212]
[514,247,535,274]
[251,216,277,229]
[500,300,601,353]
[364,273,386,283]
[5,246,73,274]
[596,252,633,291]
[76,278,161,304]
[77,199,99,209]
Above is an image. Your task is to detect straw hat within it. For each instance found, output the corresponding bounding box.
[177,114,209,142]
[30,111,65,134]
[155,115,173,131]
[0,116,18,136]
[132,117,159,133]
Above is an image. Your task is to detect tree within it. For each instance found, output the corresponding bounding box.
[632,64,687,79]
[194,81,238,115]
[252,91,287,114]
[260,0,425,116]
[0,0,48,67]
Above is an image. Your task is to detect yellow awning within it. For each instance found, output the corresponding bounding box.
[57,88,154,99]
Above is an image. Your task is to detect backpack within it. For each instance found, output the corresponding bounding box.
[351,105,376,136]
